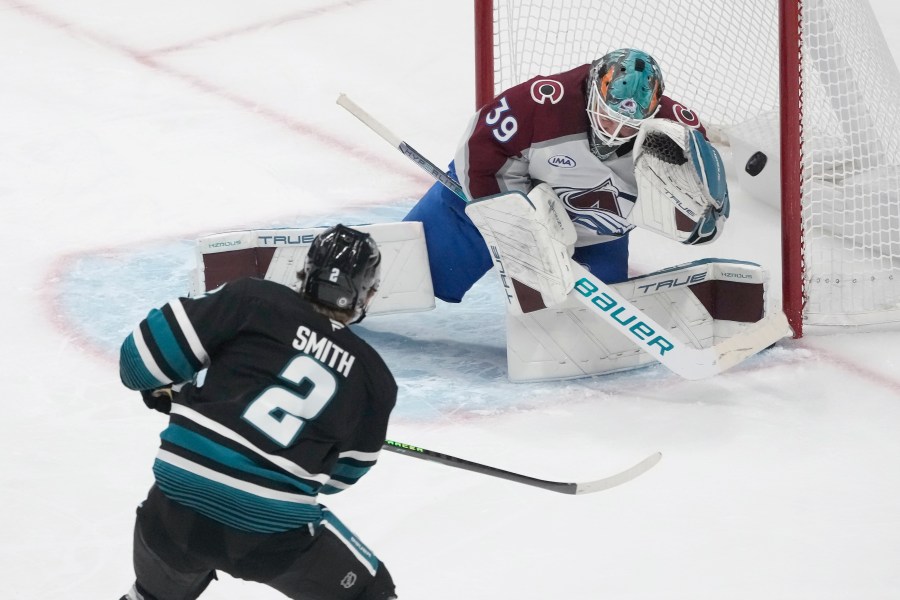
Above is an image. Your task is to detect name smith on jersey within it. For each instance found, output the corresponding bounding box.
[293,325,356,377]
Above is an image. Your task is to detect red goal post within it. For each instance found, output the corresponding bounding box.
[474,0,900,338]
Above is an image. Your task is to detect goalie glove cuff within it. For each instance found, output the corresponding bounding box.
[684,207,726,245]
[687,129,729,212]
[685,130,730,245]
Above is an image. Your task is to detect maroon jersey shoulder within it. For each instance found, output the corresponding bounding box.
[461,65,592,198]
[657,95,708,137]
[472,64,591,155]
[518,65,592,145]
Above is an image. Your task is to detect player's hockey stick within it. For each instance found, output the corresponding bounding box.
[336,94,793,379]
[383,440,661,495]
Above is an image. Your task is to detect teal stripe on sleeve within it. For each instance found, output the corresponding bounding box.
[146,308,196,382]
[119,333,166,390]
[331,460,372,482]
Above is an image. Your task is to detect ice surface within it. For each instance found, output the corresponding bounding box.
[3,2,900,599]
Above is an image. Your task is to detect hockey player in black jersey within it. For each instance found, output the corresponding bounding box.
[118,225,399,600]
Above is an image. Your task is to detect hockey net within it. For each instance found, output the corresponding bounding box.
[475,0,900,336]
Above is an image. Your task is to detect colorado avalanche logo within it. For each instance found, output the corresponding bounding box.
[530,79,564,104]
[617,98,638,116]
[556,179,637,236]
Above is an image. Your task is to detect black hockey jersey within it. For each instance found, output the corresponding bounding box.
[119,278,397,533]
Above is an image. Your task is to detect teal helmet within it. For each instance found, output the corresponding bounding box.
[586,48,665,147]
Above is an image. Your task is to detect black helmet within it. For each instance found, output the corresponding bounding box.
[301,224,381,323]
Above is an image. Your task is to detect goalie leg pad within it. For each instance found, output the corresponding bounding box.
[506,298,655,382]
[193,222,435,316]
[506,258,770,381]
[615,258,767,347]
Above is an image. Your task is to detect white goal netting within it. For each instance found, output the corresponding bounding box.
[485,0,900,330]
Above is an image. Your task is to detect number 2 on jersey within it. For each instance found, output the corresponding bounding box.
[243,355,337,447]
[485,97,518,143]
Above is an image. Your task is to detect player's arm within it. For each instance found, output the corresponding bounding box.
[318,449,380,495]
[320,366,398,495]
[454,87,536,200]
[118,280,249,393]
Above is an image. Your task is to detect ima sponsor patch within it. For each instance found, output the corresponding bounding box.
[548,155,576,168]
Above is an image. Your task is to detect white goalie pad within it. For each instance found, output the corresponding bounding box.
[464,183,577,315]
[507,258,772,382]
[190,221,434,316]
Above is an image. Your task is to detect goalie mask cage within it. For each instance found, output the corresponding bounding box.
[474,0,900,337]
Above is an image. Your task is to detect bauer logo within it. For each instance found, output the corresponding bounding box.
[548,155,576,168]
[575,277,675,356]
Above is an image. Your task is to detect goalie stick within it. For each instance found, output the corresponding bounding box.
[336,94,793,379]
[337,94,468,201]
[383,440,661,495]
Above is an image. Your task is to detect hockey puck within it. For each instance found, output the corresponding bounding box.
[745,151,768,176]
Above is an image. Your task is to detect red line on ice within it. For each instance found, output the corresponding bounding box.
[3,0,430,190]
[147,1,371,56]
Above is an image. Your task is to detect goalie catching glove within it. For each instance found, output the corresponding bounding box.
[631,118,730,245]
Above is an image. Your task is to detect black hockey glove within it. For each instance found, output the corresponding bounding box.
[141,387,174,414]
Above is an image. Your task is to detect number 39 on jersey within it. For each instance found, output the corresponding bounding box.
[485,97,518,143]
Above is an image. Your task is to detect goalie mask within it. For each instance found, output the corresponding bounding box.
[301,224,381,323]
[587,48,664,151]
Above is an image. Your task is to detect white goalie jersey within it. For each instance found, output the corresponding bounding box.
[453,64,713,248]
